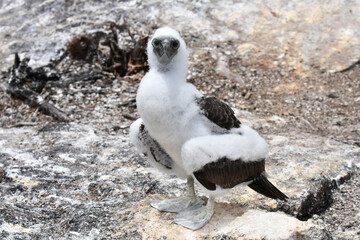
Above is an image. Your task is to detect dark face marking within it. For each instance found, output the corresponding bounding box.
[152,36,180,64]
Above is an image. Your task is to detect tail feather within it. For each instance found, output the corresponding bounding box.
[248,173,288,201]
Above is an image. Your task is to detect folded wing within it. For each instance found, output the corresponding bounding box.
[197,96,240,131]
[130,119,173,170]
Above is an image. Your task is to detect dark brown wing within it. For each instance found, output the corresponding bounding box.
[193,157,287,200]
[248,173,288,200]
[193,157,264,190]
[197,97,241,130]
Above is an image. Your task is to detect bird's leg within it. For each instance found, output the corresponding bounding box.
[173,195,215,230]
[150,176,203,213]
[186,176,196,198]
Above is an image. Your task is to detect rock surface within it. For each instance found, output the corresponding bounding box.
[1,0,360,239]
[1,0,360,74]
[124,202,316,240]
[0,123,358,239]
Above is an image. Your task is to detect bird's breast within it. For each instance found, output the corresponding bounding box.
[136,73,210,164]
[137,87,173,129]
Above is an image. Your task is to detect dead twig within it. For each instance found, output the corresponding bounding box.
[8,122,38,128]
[6,54,71,122]
[123,113,137,120]
[6,82,71,122]
[67,25,149,77]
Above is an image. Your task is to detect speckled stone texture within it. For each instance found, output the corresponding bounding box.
[1,0,359,74]
[1,0,359,239]
[0,122,358,239]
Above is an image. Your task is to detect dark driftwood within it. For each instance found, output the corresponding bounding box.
[6,82,71,122]
[4,25,149,122]
[5,53,71,122]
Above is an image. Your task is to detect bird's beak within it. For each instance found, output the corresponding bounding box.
[163,40,175,58]
[152,37,179,64]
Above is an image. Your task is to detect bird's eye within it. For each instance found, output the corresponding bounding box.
[152,39,161,47]
[171,40,180,49]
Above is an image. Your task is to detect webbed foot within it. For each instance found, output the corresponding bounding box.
[150,196,203,213]
[173,203,214,230]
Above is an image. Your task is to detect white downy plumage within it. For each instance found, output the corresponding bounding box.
[182,125,268,173]
[130,26,286,230]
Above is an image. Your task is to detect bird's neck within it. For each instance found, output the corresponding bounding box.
[156,63,187,78]
[153,67,188,86]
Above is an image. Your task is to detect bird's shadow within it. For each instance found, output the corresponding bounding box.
[146,195,256,231]
[205,202,248,230]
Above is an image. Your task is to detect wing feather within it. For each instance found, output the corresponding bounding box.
[197,97,240,130]
[193,157,287,200]
[193,157,264,190]
[136,123,173,169]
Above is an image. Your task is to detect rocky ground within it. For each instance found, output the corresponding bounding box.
[1,0,359,239]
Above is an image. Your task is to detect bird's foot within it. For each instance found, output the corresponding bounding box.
[150,196,203,213]
[173,203,214,230]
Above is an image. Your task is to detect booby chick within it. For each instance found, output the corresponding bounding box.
[130,26,287,230]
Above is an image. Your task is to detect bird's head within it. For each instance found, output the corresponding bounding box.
[147,27,188,75]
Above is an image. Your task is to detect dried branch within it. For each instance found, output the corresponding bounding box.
[6,53,71,122]
[6,82,70,122]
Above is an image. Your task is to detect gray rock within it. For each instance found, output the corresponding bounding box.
[1,0,359,239]
[0,121,358,239]
[1,0,359,74]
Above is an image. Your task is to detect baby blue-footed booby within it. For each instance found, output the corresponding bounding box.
[130,26,287,230]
